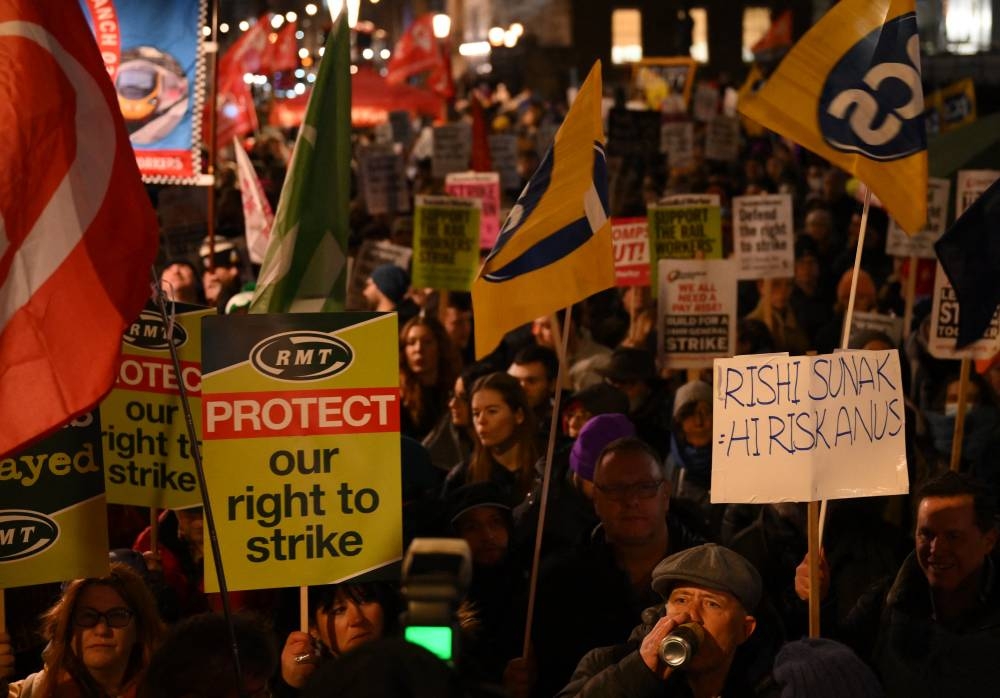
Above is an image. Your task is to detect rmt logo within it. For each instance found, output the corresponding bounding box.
[250,331,354,382]
[818,13,925,161]
[123,310,187,350]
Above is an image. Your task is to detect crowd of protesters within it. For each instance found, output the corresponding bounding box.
[3,79,1000,698]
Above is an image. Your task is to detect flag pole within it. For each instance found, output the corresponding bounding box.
[817,186,873,545]
[521,308,573,657]
[150,267,246,696]
[807,499,821,637]
[204,0,222,269]
[950,358,972,472]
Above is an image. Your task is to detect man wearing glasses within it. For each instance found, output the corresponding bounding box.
[531,437,705,697]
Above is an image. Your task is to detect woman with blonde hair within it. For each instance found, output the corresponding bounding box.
[0,563,164,698]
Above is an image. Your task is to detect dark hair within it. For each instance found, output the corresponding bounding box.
[138,612,277,698]
[41,563,164,698]
[594,436,665,481]
[512,344,559,382]
[310,581,403,652]
[468,372,539,497]
[917,471,998,533]
[399,315,458,429]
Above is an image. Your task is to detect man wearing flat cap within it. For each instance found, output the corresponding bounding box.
[557,544,775,698]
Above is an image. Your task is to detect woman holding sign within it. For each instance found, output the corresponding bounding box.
[443,373,540,506]
[0,564,164,698]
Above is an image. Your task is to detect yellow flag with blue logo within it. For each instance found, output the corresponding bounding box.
[472,62,614,357]
[739,0,927,234]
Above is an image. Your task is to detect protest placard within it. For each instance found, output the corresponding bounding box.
[613,217,650,287]
[850,312,904,347]
[1,412,109,587]
[733,194,794,280]
[346,239,413,310]
[885,178,950,259]
[927,169,1000,359]
[648,194,723,293]
[660,121,694,169]
[488,134,520,190]
[388,110,413,146]
[704,116,740,162]
[658,258,737,368]
[99,303,211,509]
[711,351,909,502]
[634,58,698,110]
[432,123,472,179]
[200,312,402,591]
[445,171,501,249]
[412,195,481,291]
[692,82,720,122]
[359,145,410,216]
[607,108,662,158]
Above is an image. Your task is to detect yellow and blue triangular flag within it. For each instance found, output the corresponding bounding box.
[472,61,615,358]
[739,0,927,234]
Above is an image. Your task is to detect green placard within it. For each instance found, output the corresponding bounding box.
[412,195,481,291]
[648,195,723,293]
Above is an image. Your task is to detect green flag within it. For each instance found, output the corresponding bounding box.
[250,17,350,312]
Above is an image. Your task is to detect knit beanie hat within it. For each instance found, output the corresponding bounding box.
[570,413,635,482]
[673,380,712,417]
[370,264,410,305]
[773,638,884,698]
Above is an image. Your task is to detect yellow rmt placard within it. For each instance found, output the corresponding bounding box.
[199,312,402,591]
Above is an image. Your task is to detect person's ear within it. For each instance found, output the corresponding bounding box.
[515,407,525,425]
[741,615,757,643]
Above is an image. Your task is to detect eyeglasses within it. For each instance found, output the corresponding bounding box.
[594,480,664,501]
[74,607,134,628]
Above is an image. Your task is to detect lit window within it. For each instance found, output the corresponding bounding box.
[945,0,992,54]
[611,9,643,64]
[690,8,708,63]
[742,7,770,62]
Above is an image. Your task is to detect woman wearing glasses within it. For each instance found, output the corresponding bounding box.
[1,563,164,698]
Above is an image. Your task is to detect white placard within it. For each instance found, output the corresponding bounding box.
[886,178,951,259]
[704,116,740,162]
[488,134,520,190]
[711,351,909,503]
[956,170,1000,216]
[359,145,409,216]
[850,312,904,347]
[432,123,472,179]
[660,121,694,169]
[692,82,719,122]
[658,258,737,369]
[733,194,794,280]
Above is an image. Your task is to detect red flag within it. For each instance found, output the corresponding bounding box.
[262,20,298,74]
[752,9,793,61]
[0,0,159,456]
[386,13,453,99]
[470,95,492,171]
[224,15,270,74]
[209,18,268,147]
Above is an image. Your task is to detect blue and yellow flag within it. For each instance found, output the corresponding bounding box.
[472,62,614,358]
[739,0,927,234]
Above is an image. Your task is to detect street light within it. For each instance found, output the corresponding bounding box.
[432,14,452,39]
[305,3,318,16]
[329,0,361,28]
[487,26,505,46]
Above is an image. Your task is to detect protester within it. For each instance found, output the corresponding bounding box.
[423,363,494,472]
[532,437,705,696]
[795,472,1000,697]
[199,236,244,311]
[530,312,611,391]
[507,344,560,441]
[443,372,540,505]
[772,638,883,698]
[556,544,767,698]
[138,612,277,698]
[159,259,205,305]
[0,564,164,698]
[597,348,674,458]
[278,582,403,694]
[399,315,459,441]
[666,380,720,536]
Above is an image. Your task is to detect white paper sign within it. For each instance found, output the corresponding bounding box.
[359,145,410,216]
[850,312,904,347]
[346,239,414,310]
[692,82,719,122]
[660,121,694,169]
[733,194,794,280]
[886,178,950,258]
[488,134,520,190]
[956,170,1000,216]
[928,260,1000,359]
[658,258,737,369]
[711,351,909,503]
[704,116,740,162]
[432,123,472,179]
